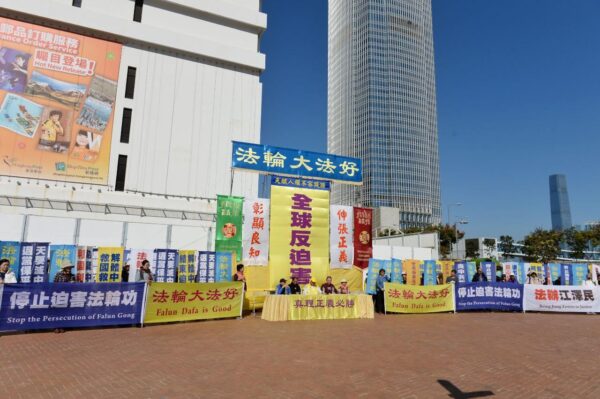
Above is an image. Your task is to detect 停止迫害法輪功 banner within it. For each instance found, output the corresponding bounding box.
[385,283,454,313]
[0,17,122,184]
[144,282,244,323]
[0,283,145,331]
[523,285,600,313]
[231,141,362,184]
[455,282,523,312]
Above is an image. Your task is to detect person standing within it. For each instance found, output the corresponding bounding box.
[121,264,130,282]
[289,276,302,294]
[321,276,338,294]
[137,260,153,283]
[0,258,17,283]
[233,264,247,291]
[583,272,596,287]
[472,266,488,282]
[445,270,458,284]
[375,268,389,314]
[53,264,76,283]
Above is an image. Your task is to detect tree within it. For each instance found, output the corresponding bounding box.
[465,239,479,259]
[563,228,588,260]
[498,235,515,259]
[482,238,496,257]
[432,224,465,259]
[522,228,563,263]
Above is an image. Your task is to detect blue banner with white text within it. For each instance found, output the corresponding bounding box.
[49,245,77,282]
[455,282,523,312]
[0,283,145,331]
[232,141,362,184]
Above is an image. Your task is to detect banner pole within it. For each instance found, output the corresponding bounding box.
[453,283,456,314]
[239,282,245,320]
[140,282,148,327]
[383,283,387,315]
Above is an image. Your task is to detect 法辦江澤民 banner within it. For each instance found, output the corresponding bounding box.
[144,282,244,323]
[385,283,454,313]
[523,284,600,313]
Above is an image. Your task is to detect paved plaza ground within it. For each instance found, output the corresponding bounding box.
[1,312,598,398]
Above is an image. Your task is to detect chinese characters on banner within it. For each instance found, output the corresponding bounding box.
[571,264,588,286]
[0,283,145,331]
[330,205,354,269]
[19,242,49,283]
[0,17,123,184]
[390,258,403,284]
[353,207,372,269]
[385,283,454,313]
[242,198,269,266]
[423,260,437,286]
[215,252,233,282]
[197,251,216,283]
[76,246,95,282]
[127,248,151,282]
[154,249,178,283]
[481,261,496,283]
[365,258,384,294]
[455,282,523,312]
[95,247,123,283]
[455,261,476,283]
[144,282,244,323]
[523,285,600,313]
[215,195,243,262]
[177,250,197,283]
[288,294,364,320]
[0,241,21,280]
[49,244,76,282]
[402,260,423,286]
[269,176,330,287]
[503,262,526,283]
[231,141,362,184]
[437,261,454,283]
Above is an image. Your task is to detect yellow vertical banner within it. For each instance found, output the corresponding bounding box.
[269,177,330,289]
[438,260,455,282]
[96,247,124,282]
[402,260,423,285]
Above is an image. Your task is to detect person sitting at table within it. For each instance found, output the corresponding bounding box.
[275,278,291,295]
[289,276,302,294]
[303,278,322,295]
[321,276,338,294]
[338,278,350,294]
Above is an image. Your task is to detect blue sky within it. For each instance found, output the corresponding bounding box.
[259,0,600,239]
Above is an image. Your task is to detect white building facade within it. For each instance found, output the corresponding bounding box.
[0,0,265,248]
[328,0,441,229]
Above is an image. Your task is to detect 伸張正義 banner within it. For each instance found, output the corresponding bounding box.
[0,282,145,331]
[455,282,523,312]
[231,141,362,184]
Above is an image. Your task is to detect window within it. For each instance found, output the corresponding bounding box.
[133,0,144,22]
[120,108,132,143]
[72,0,82,7]
[115,155,128,192]
[124,66,136,99]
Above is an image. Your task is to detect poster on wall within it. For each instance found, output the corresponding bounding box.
[0,17,122,184]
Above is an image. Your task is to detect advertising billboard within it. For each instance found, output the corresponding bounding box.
[0,17,122,184]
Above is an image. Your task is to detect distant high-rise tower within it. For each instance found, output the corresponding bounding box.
[327,0,441,229]
[549,174,572,230]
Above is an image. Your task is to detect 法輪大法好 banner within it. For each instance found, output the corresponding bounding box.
[269,176,330,288]
[0,283,145,331]
[523,284,600,313]
[455,282,523,312]
[144,282,244,323]
[216,195,243,262]
[231,141,362,184]
[385,283,454,313]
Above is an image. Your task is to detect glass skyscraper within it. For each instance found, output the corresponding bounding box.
[549,174,572,231]
[328,0,441,228]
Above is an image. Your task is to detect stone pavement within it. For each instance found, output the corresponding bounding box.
[1,312,599,398]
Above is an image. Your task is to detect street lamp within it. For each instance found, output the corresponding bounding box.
[447,202,462,225]
[452,218,469,259]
